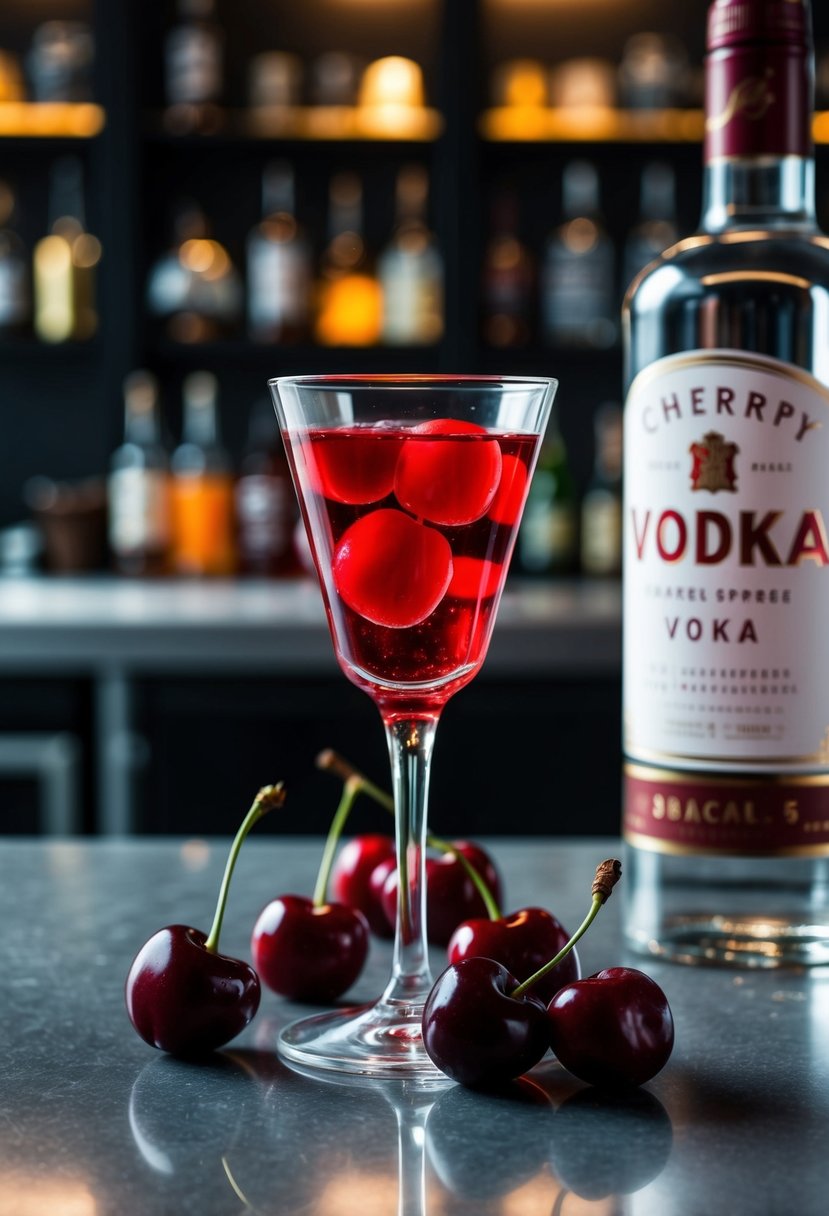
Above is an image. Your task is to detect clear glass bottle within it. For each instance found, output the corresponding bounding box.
[314,171,382,347]
[580,401,623,578]
[622,162,678,295]
[378,164,444,346]
[170,371,236,577]
[108,371,170,577]
[541,160,617,349]
[146,200,243,343]
[0,180,30,336]
[480,188,535,349]
[235,397,301,578]
[163,0,224,134]
[516,404,578,578]
[622,0,829,966]
[33,156,101,344]
[247,161,312,344]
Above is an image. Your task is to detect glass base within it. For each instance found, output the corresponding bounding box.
[626,914,829,968]
[277,997,448,1080]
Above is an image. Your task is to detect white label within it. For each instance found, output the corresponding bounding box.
[623,349,829,774]
[108,469,170,553]
[248,243,310,330]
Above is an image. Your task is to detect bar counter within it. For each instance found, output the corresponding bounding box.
[3,836,828,1215]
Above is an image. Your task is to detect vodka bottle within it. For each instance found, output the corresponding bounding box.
[622,0,829,966]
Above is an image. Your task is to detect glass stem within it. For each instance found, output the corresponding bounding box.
[382,712,440,1007]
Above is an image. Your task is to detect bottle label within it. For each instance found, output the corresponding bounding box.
[248,242,310,330]
[623,348,829,854]
[108,469,170,554]
[704,42,811,161]
[581,491,622,575]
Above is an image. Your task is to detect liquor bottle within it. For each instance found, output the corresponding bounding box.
[541,160,616,349]
[235,397,301,577]
[247,162,311,344]
[622,0,829,966]
[146,200,243,343]
[163,0,224,134]
[580,402,622,578]
[480,189,534,348]
[622,162,678,294]
[516,405,578,578]
[33,156,101,344]
[108,370,170,577]
[377,164,444,345]
[314,171,382,347]
[0,180,30,336]
[170,371,236,576]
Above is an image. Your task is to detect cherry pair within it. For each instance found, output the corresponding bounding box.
[422,860,675,1090]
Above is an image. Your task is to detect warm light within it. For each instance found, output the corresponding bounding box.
[179,238,230,279]
[315,274,383,346]
[315,1171,399,1216]
[0,1175,98,1216]
[0,102,105,137]
[494,59,548,108]
[359,56,424,109]
[563,217,600,254]
[72,233,102,269]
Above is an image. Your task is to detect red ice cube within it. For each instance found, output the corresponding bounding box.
[333,508,453,628]
[307,428,403,504]
[394,419,503,526]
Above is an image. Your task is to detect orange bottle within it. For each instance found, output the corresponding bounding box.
[170,370,236,575]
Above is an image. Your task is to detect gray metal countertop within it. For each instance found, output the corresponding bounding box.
[0,576,621,675]
[3,836,828,1215]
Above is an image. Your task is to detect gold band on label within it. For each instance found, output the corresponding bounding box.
[623,828,829,859]
[624,761,829,788]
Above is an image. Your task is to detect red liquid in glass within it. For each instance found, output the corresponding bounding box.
[289,421,540,705]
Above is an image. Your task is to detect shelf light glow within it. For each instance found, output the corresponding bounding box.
[0,102,105,138]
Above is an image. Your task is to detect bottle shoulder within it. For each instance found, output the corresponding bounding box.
[626,227,829,314]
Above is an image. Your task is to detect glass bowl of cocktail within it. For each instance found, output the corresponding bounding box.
[270,374,557,1078]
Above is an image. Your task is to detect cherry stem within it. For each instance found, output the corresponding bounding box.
[316,748,503,919]
[312,775,363,907]
[510,859,622,1000]
[203,783,286,954]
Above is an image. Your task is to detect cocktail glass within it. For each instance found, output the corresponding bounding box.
[269,374,556,1077]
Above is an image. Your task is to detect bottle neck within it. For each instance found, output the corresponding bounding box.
[702,154,816,232]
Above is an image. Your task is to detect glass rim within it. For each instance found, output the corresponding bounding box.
[268,373,558,393]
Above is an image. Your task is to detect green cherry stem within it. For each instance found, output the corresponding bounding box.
[312,772,366,907]
[510,859,622,999]
[316,748,503,919]
[203,783,286,954]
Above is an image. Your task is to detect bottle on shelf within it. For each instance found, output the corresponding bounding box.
[516,405,578,578]
[623,0,829,966]
[541,160,617,349]
[146,199,243,344]
[108,370,171,578]
[480,188,535,349]
[170,371,236,577]
[314,171,382,347]
[622,162,679,294]
[0,180,31,337]
[235,398,301,578]
[377,163,443,346]
[33,156,101,344]
[246,161,312,345]
[163,0,224,134]
[580,401,622,578]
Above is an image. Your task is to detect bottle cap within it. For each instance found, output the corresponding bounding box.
[707,0,811,52]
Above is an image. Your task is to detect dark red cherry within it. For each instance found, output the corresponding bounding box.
[394,419,503,526]
[329,833,396,937]
[488,453,528,525]
[422,957,549,1088]
[448,906,580,1005]
[306,427,403,505]
[333,508,453,628]
[547,967,674,1089]
[251,894,369,1003]
[381,841,503,946]
[125,783,283,1056]
[366,855,397,938]
[126,926,260,1056]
